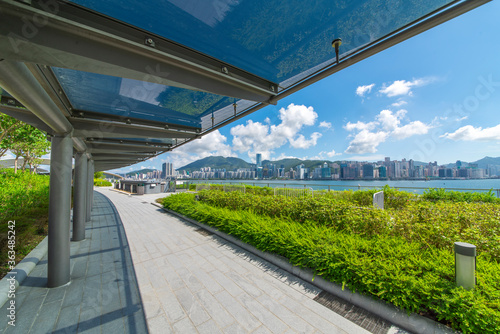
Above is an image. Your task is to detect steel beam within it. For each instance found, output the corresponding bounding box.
[0,0,278,102]
[47,134,72,287]
[70,118,196,139]
[72,152,87,241]
[0,60,72,134]
[91,155,150,161]
[0,105,53,133]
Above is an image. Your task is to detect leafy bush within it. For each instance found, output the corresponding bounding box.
[197,188,500,259]
[0,169,50,221]
[161,192,500,333]
[94,178,112,187]
[0,169,50,277]
[390,201,500,258]
[423,188,500,203]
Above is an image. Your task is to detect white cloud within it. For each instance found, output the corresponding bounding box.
[379,78,432,97]
[230,103,319,160]
[326,149,340,157]
[344,109,432,154]
[356,84,375,97]
[376,109,404,131]
[392,121,430,139]
[441,124,500,141]
[165,130,235,168]
[344,120,377,132]
[289,132,322,149]
[345,130,389,154]
[319,121,332,129]
[391,100,407,107]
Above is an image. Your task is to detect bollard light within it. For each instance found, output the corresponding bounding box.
[454,242,476,290]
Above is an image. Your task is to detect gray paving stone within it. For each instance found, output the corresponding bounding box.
[100,311,125,333]
[157,287,186,323]
[256,295,315,334]
[3,295,44,334]
[61,278,85,308]
[124,311,149,334]
[71,259,88,279]
[53,305,80,333]
[77,305,101,333]
[215,290,261,332]
[148,314,173,334]
[252,326,273,334]
[195,290,235,329]
[28,299,62,333]
[197,319,221,334]
[225,271,263,298]
[172,317,197,334]
[209,270,244,297]
[44,284,67,304]
[173,287,210,326]
[223,322,248,334]
[235,292,288,334]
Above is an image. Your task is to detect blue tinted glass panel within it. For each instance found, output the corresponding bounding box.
[52,68,237,128]
[68,0,454,85]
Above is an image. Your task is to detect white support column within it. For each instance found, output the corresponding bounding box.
[48,134,73,288]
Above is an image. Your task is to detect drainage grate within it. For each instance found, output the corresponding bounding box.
[313,290,391,334]
[195,228,213,237]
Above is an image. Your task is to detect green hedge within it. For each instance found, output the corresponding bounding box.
[161,192,500,333]
[423,188,500,203]
[198,189,500,259]
[0,169,50,222]
[0,169,50,277]
[94,178,112,187]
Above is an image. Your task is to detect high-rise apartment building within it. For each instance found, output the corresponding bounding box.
[162,162,173,178]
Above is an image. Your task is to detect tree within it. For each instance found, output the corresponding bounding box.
[0,114,22,158]
[1,121,50,173]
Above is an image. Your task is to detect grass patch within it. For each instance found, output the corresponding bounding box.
[94,178,112,187]
[161,190,500,333]
[0,169,50,278]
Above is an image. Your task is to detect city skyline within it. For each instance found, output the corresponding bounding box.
[101,1,500,174]
[122,154,500,181]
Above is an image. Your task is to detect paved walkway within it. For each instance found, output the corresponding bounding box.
[0,188,404,334]
[98,189,392,334]
[0,191,148,334]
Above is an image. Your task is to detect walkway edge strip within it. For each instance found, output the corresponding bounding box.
[153,203,457,334]
[0,236,48,308]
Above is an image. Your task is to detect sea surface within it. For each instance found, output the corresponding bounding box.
[187,178,500,196]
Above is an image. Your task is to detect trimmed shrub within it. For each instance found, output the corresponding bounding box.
[161,192,500,333]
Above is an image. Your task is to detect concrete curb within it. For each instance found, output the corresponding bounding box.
[153,203,458,334]
[0,236,48,308]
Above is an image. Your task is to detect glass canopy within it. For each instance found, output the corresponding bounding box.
[67,0,454,86]
[0,0,483,171]
[52,68,239,130]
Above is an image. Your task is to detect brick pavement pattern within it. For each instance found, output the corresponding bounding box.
[100,189,373,334]
[0,190,148,334]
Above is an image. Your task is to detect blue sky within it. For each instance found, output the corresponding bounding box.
[115,1,500,173]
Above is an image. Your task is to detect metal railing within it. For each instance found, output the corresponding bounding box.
[186,180,500,197]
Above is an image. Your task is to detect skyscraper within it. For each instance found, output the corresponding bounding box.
[162,162,173,178]
[256,153,262,167]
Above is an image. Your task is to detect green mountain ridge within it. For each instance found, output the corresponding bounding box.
[177,156,252,173]
[119,156,500,176]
